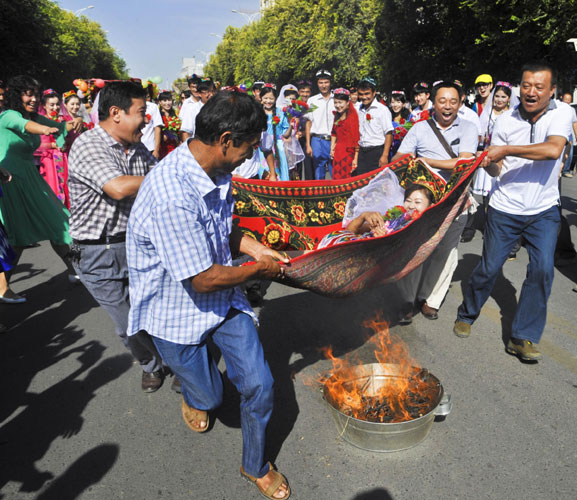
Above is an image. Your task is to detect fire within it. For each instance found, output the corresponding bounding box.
[320,312,438,423]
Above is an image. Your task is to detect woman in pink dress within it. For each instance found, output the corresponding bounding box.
[35,90,70,207]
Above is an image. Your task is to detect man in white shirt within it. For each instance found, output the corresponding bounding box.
[181,79,216,140]
[141,98,163,158]
[393,81,478,322]
[411,82,433,122]
[560,92,577,177]
[455,63,573,361]
[305,69,335,179]
[355,77,393,175]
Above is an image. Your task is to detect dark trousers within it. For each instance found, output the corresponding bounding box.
[73,241,162,373]
[298,136,314,180]
[356,144,384,175]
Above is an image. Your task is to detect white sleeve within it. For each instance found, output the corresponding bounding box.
[151,103,163,128]
[180,104,194,134]
[382,106,393,135]
[548,106,573,140]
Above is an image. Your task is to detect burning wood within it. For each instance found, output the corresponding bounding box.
[320,312,440,423]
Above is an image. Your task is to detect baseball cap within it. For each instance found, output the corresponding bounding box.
[474,74,493,85]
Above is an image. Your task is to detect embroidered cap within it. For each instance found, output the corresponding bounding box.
[413,82,430,93]
[333,88,350,97]
[315,69,332,80]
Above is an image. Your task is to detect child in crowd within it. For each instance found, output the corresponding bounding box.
[317,183,434,249]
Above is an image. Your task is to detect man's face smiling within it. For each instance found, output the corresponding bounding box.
[433,87,460,128]
[220,135,260,174]
[317,78,331,95]
[358,88,376,108]
[414,91,429,107]
[117,97,147,145]
[520,70,555,119]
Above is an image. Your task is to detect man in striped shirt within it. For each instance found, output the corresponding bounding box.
[127,91,291,499]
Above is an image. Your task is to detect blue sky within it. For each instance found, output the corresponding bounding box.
[57,0,261,88]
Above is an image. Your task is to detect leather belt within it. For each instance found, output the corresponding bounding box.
[73,232,126,245]
[311,133,331,141]
[359,144,384,152]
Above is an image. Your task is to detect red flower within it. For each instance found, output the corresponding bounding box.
[272,115,280,126]
[291,205,307,223]
[366,113,372,122]
[146,113,152,122]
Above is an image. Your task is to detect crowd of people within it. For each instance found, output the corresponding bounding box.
[0,61,576,499]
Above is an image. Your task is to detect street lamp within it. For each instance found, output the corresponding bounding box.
[74,6,94,15]
[197,51,212,63]
[231,9,260,23]
[209,33,222,39]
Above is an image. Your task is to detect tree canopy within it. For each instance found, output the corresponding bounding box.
[206,0,577,91]
[0,0,128,91]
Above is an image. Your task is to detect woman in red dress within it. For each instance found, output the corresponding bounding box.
[330,88,359,179]
[158,91,181,158]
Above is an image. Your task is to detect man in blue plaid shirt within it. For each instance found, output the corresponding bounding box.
[127,91,291,499]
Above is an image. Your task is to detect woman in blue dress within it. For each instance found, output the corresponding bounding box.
[258,85,293,181]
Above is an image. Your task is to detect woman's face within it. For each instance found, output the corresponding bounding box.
[66,97,81,117]
[21,89,39,114]
[334,98,348,113]
[350,91,358,104]
[493,89,510,111]
[44,96,60,116]
[159,98,173,111]
[404,189,431,213]
[261,92,276,110]
[390,97,404,114]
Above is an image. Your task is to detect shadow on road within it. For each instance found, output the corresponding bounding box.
[34,444,120,500]
[0,354,132,495]
[351,488,395,500]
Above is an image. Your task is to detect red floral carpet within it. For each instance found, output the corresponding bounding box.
[232,153,484,297]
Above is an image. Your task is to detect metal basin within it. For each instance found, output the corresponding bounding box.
[323,363,452,452]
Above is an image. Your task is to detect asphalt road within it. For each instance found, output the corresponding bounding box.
[1,178,576,500]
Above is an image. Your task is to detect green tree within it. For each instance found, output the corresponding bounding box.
[0,0,128,91]
[205,0,383,86]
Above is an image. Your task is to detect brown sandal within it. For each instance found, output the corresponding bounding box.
[181,399,209,433]
[240,462,291,499]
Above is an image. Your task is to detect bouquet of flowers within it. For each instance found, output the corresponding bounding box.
[380,205,421,234]
[411,109,431,124]
[393,117,413,142]
[283,99,317,120]
[163,115,181,132]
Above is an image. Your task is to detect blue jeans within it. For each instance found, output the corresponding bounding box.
[311,136,332,180]
[151,309,274,478]
[457,205,560,343]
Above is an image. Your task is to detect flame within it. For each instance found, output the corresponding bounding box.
[320,312,437,423]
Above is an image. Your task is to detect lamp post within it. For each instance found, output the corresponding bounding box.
[209,33,222,39]
[231,9,260,23]
[74,6,94,15]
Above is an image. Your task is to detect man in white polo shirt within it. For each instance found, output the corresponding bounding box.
[356,77,393,175]
[454,63,573,362]
[305,69,335,179]
[393,81,478,322]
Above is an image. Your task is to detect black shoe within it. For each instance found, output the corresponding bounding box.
[142,370,164,393]
[171,376,182,393]
[460,233,474,243]
[246,284,263,306]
